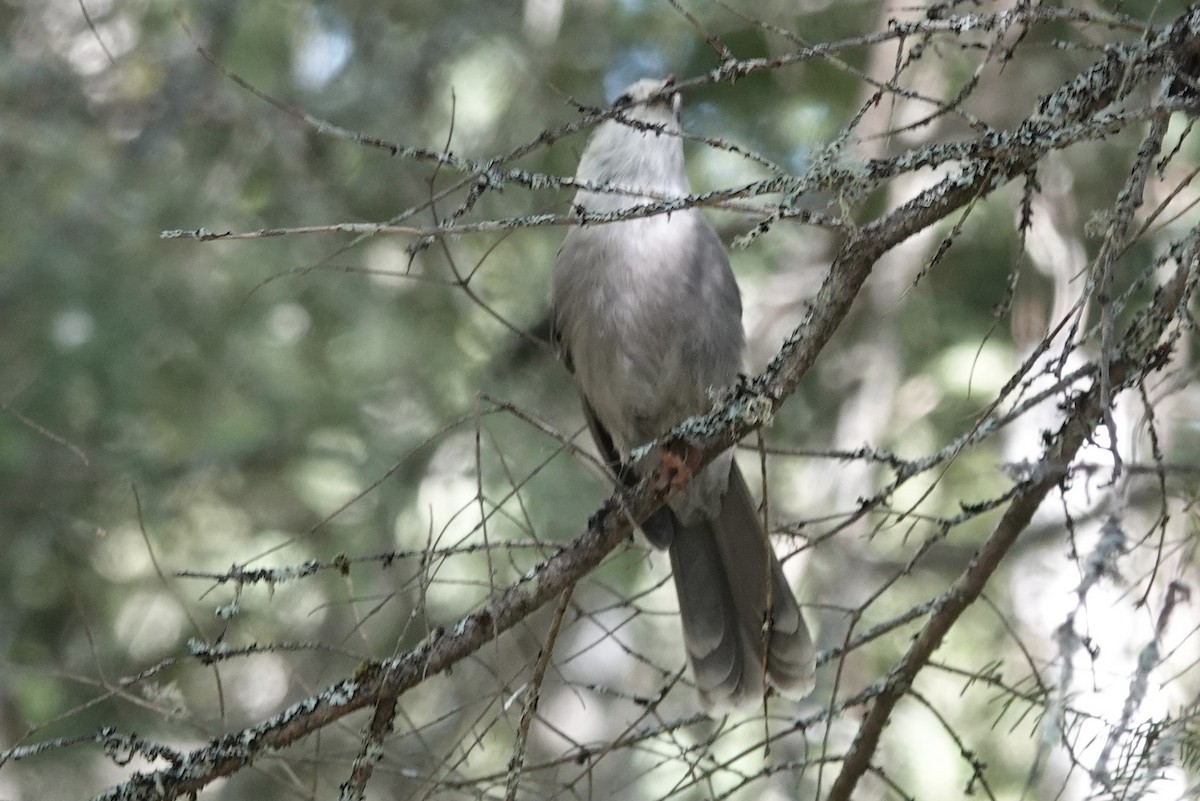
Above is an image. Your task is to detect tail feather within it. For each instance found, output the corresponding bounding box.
[667,462,815,712]
[668,518,756,706]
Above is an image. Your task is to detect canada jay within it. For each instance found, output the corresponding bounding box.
[550,77,815,711]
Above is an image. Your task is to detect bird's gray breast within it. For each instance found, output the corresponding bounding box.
[551,209,745,454]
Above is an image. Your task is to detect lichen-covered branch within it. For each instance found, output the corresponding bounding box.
[83,5,1200,800]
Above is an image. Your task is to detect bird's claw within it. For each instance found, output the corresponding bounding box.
[650,439,702,496]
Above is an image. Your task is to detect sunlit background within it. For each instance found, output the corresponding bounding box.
[1,0,1198,798]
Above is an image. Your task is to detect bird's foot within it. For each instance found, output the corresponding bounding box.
[650,439,703,497]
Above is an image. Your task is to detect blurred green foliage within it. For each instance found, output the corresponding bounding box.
[1,1,1198,799]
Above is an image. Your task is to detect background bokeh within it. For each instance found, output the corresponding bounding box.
[2,1,1198,799]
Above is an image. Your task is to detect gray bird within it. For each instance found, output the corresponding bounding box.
[550,77,816,711]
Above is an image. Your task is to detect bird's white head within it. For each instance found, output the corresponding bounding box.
[611,76,681,132]
[574,76,689,208]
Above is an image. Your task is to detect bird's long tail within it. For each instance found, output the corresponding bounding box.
[667,462,815,712]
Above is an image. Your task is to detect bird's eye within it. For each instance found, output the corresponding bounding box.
[615,93,632,105]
